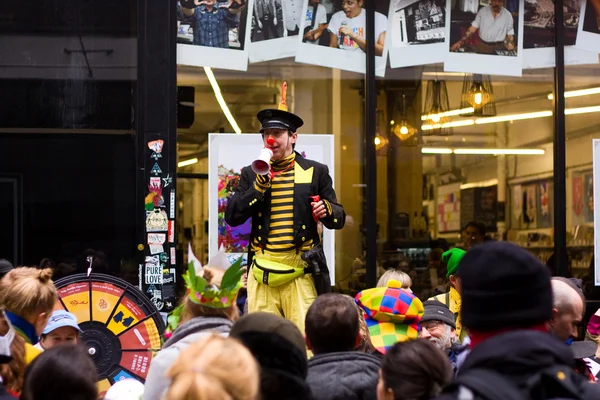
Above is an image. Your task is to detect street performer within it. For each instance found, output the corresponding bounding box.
[225,83,345,332]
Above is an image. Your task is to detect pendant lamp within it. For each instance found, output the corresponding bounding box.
[422,79,452,136]
[460,74,496,117]
[393,93,417,141]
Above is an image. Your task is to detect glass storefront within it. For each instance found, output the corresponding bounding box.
[1,0,600,311]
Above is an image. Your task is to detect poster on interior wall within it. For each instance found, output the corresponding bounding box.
[522,184,538,228]
[584,173,594,222]
[512,184,523,227]
[537,180,553,228]
[248,0,304,62]
[176,0,255,71]
[437,183,461,232]
[572,170,594,225]
[522,0,598,69]
[388,0,447,68]
[208,133,336,282]
[444,0,525,77]
[576,0,600,53]
[295,0,390,76]
[592,140,600,285]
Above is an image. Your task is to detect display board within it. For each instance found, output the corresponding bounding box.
[54,274,165,398]
[460,184,498,232]
[592,139,600,285]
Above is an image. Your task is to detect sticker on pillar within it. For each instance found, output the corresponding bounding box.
[151,293,164,311]
[163,174,172,188]
[144,262,163,285]
[169,189,176,219]
[151,163,162,176]
[148,140,164,160]
[147,233,166,255]
[146,209,168,232]
[170,247,176,265]
[145,182,164,211]
[168,221,175,243]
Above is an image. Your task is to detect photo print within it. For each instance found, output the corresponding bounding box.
[177,0,255,71]
[576,0,600,53]
[522,0,598,69]
[248,0,305,62]
[444,0,525,77]
[295,0,390,77]
[388,0,447,68]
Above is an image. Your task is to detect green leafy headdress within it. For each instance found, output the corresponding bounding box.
[183,244,245,309]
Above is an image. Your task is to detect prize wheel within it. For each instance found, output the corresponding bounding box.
[54,274,165,398]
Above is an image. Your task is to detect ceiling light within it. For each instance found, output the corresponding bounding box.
[460,179,499,190]
[475,111,553,125]
[548,87,600,100]
[421,148,453,154]
[461,74,496,117]
[204,67,242,134]
[454,148,545,155]
[421,120,475,131]
[421,107,475,121]
[565,106,600,115]
[178,158,199,167]
[423,80,453,136]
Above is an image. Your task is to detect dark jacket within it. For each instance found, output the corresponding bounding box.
[142,317,233,400]
[225,152,345,259]
[0,385,15,400]
[306,352,380,400]
[436,331,600,400]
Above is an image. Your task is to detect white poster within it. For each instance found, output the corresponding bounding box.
[388,0,448,68]
[444,0,525,77]
[523,0,598,69]
[208,133,336,283]
[248,0,304,62]
[576,0,600,53]
[176,0,255,71]
[295,0,390,77]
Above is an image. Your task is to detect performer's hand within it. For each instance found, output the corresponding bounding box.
[194,0,207,5]
[339,26,353,39]
[311,200,327,219]
[505,42,515,51]
[451,41,462,51]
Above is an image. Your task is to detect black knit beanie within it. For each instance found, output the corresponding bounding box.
[460,241,553,332]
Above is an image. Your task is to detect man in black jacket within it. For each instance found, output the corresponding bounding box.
[436,242,600,400]
[225,95,345,332]
[305,293,380,400]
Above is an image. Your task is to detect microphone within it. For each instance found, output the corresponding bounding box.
[340,21,348,47]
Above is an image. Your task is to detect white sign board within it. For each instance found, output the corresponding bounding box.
[593,139,600,286]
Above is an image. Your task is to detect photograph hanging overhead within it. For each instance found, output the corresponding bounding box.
[576,0,600,53]
[388,0,447,68]
[176,0,254,71]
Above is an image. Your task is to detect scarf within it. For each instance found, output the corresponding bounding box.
[271,152,295,172]
[449,286,466,341]
[5,311,38,345]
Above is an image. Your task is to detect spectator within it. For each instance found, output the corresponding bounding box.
[21,345,97,400]
[230,312,313,400]
[36,311,81,351]
[463,221,486,249]
[377,339,452,400]
[437,242,600,399]
[419,300,467,376]
[356,280,424,354]
[0,261,13,280]
[0,268,57,365]
[164,334,259,400]
[550,277,584,343]
[428,248,467,342]
[305,294,380,400]
[376,269,412,291]
[143,263,243,400]
[342,294,376,354]
[0,311,24,398]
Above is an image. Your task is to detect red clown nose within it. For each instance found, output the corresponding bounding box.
[266,137,275,146]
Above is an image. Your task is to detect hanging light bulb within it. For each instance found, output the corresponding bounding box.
[473,91,483,105]
[374,136,381,145]
[422,80,452,136]
[400,125,409,135]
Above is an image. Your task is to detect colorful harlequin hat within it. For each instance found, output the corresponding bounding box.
[355,279,424,354]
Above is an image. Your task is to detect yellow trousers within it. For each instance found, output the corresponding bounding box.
[248,250,317,333]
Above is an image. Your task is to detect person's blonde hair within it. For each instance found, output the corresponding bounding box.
[377,269,412,290]
[0,268,57,320]
[0,311,26,393]
[165,334,259,400]
[179,267,239,324]
[342,294,376,353]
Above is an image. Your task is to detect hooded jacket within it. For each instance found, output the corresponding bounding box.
[306,352,381,400]
[436,330,600,399]
[142,316,233,400]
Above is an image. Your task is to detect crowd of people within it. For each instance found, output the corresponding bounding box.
[0,238,599,399]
